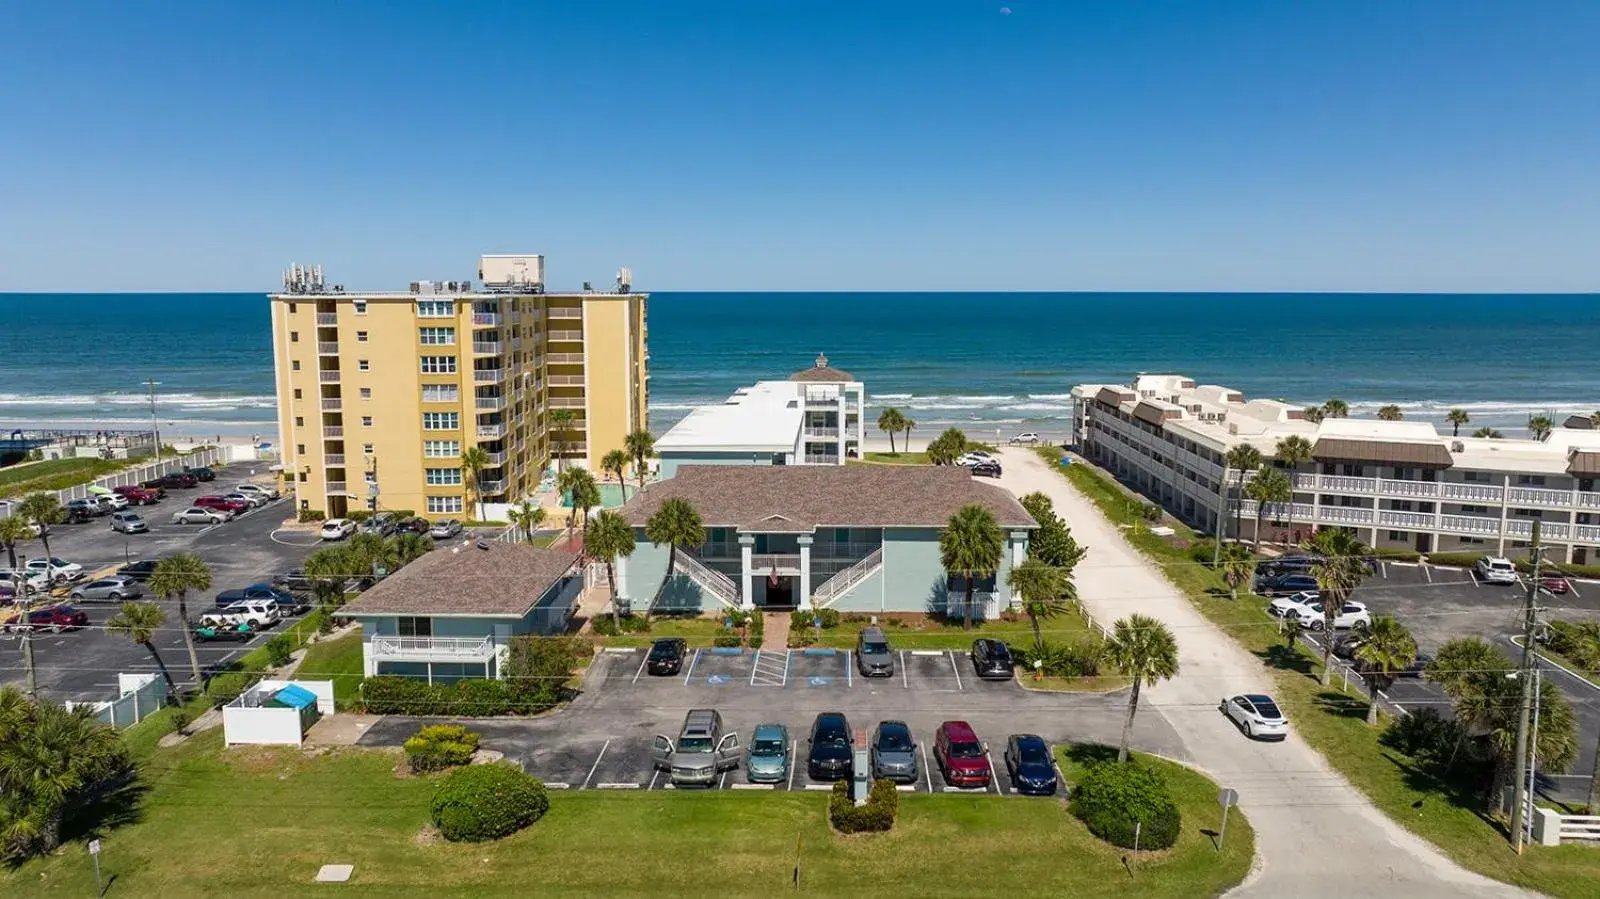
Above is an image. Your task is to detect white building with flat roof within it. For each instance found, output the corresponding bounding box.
[1072,373,1600,564]
[656,354,866,478]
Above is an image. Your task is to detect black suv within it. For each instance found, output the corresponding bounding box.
[647,638,689,676]
[1256,573,1320,596]
[807,712,854,781]
[185,467,216,482]
[117,559,162,580]
[970,639,1015,679]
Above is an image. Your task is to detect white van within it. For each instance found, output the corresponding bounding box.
[1475,556,1518,585]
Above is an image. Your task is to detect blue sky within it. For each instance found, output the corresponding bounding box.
[1,1,1596,291]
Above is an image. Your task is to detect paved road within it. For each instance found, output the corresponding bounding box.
[998,448,1532,899]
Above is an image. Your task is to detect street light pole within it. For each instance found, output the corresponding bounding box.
[1510,520,1545,852]
[146,378,162,461]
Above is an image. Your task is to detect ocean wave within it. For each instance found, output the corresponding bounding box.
[901,403,989,411]
[872,393,913,400]
[1000,403,1074,413]
[1026,393,1076,400]
[1334,400,1593,415]
[0,392,278,409]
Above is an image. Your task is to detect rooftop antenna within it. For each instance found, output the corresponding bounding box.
[615,266,633,294]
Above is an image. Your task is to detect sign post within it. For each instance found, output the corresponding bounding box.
[1217,788,1239,851]
[88,839,103,895]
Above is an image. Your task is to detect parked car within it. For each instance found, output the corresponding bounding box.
[807,712,854,781]
[652,709,740,787]
[647,638,689,676]
[222,492,266,509]
[358,514,398,537]
[1256,554,1322,579]
[855,626,894,677]
[133,483,166,500]
[233,482,277,500]
[70,576,145,602]
[1541,575,1571,595]
[186,467,217,482]
[199,600,281,630]
[4,605,88,633]
[1255,573,1321,596]
[0,569,53,592]
[398,516,432,535]
[969,459,1003,478]
[1267,590,1322,619]
[429,519,464,539]
[63,505,93,524]
[194,621,257,642]
[97,492,130,511]
[113,485,160,505]
[1222,693,1288,741]
[116,559,162,580]
[970,638,1015,679]
[320,518,356,540]
[1004,734,1059,795]
[870,720,919,783]
[933,720,992,788]
[68,497,107,517]
[153,472,198,489]
[1009,432,1041,445]
[271,568,314,593]
[215,583,301,611]
[746,722,791,784]
[1332,633,1434,678]
[171,506,228,524]
[1289,600,1371,632]
[110,511,149,534]
[25,557,84,582]
[1476,556,1519,585]
[195,495,249,515]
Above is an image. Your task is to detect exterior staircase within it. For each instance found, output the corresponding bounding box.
[812,547,884,609]
[668,551,742,611]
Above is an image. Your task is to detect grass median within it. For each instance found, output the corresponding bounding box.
[1037,448,1600,897]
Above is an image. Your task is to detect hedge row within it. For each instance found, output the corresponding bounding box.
[1370,547,1423,561]
[829,778,900,833]
[362,677,549,716]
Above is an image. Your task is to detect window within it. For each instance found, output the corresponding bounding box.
[419,327,456,346]
[423,412,459,430]
[421,356,458,374]
[293,388,302,399]
[353,300,368,315]
[294,416,304,427]
[417,299,454,318]
[426,468,463,485]
[358,359,370,372]
[289,302,297,313]
[296,444,305,454]
[290,331,299,342]
[363,443,374,454]
[360,387,372,399]
[422,384,459,403]
[427,496,464,514]
[1463,471,1486,482]
[361,416,373,428]
[292,360,301,371]
[397,617,432,637]
[357,330,368,342]
[365,471,377,484]
[1387,531,1406,541]
[424,440,460,458]
[1518,475,1547,486]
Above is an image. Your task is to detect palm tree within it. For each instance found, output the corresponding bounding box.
[0,514,31,570]
[105,602,180,704]
[601,449,630,500]
[0,685,130,858]
[1323,398,1349,419]
[559,468,601,533]
[585,510,636,631]
[939,504,1003,630]
[1244,465,1292,547]
[1348,616,1417,725]
[645,498,705,609]
[1103,613,1180,762]
[877,408,907,455]
[1303,405,1326,424]
[1005,558,1071,651]
[1446,409,1470,436]
[549,409,577,473]
[556,468,585,530]
[624,429,656,493]
[1223,444,1262,543]
[1526,414,1555,442]
[1472,427,1503,439]
[507,499,545,544]
[391,532,434,566]
[1274,435,1314,539]
[1376,404,1403,422]
[302,546,353,613]
[347,532,399,582]
[1217,541,1256,599]
[148,552,212,683]
[1305,529,1371,685]
[900,415,917,452]
[16,493,63,561]
[460,445,490,521]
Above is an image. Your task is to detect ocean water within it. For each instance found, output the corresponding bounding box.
[1,293,1596,442]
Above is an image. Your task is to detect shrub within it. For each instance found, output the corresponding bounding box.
[203,669,264,705]
[1546,620,1600,671]
[747,612,764,648]
[430,763,549,842]
[591,614,651,636]
[265,634,294,667]
[1520,558,1600,579]
[1070,760,1182,850]
[712,627,742,648]
[348,510,372,522]
[829,778,900,833]
[1424,552,1483,569]
[1370,547,1422,561]
[1381,708,1471,768]
[387,509,415,520]
[297,509,326,523]
[1140,502,1162,522]
[1016,639,1104,677]
[1186,539,1217,567]
[405,724,481,773]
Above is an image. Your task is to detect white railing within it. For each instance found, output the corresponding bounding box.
[477,424,506,439]
[803,453,839,464]
[803,426,841,438]
[813,541,883,559]
[325,454,346,466]
[476,396,506,411]
[1378,510,1434,528]
[315,313,337,325]
[478,479,508,494]
[547,374,584,386]
[1321,475,1378,494]
[1505,520,1569,540]
[1379,480,1440,499]
[1579,493,1600,510]
[472,342,503,355]
[1508,486,1573,508]
[813,547,884,607]
[1578,525,1600,542]
[473,312,501,326]
[670,552,740,609]
[319,371,340,383]
[1440,482,1502,502]
[483,451,507,465]
[751,553,801,571]
[474,370,504,383]
[323,426,344,438]
[317,341,340,355]
[547,352,585,364]
[321,398,342,411]
[371,635,494,660]
[325,481,347,493]
[1293,473,1319,490]
[1319,506,1375,524]
[1440,514,1499,535]
[548,396,585,408]
[47,447,226,505]
[547,329,583,341]
[548,307,582,319]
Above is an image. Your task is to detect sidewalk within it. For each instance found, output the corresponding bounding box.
[762,610,791,649]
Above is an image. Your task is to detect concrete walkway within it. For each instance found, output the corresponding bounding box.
[997,448,1532,899]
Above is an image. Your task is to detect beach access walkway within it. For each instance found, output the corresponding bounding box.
[997,447,1532,899]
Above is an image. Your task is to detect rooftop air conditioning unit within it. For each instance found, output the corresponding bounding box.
[1451,440,1465,452]
[409,281,421,294]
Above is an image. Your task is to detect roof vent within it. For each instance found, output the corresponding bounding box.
[1451,440,1465,452]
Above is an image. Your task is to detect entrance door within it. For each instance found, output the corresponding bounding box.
[763,576,795,610]
[1415,532,1431,554]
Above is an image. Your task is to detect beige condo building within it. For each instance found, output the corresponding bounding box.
[269,255,648,520]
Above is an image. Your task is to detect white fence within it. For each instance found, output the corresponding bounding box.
[65,673,166,730]
[1533,809,1600,845]
[49,446,227,504]
[222,679,334,748]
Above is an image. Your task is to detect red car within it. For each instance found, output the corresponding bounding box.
[4,605,88,633]
[933,720,993,788]
[195,495,249,515]
[113,485,160,505]
[1542,576,1572,595]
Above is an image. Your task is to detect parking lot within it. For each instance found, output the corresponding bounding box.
[0,463,323,702]
[360,644,1185,794]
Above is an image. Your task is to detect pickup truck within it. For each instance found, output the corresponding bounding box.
[216,583,309,615]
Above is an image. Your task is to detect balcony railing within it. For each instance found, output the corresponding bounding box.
[547,352,585,364]
[1318,506,1375,524]
[1578,524,1600,542]
[803,453,839,464]
[1440,514,1498,535]
[1506,519,1570,540]
[473,312,501,326]
[323,426,344,439]
[547,374,584,386]
[548,307,583,319]
[1508,486,1574,509]
[325,481,347,493]
[1320,475,1377,495]
[1440,482,1503,502]
[472,342,503,356]
[318,370,340,383]
[371,635,494,661]
[1378,510,1434,528]
[477,479,508,495]
[474,370,504,383]
[483,451,507,465]
[548,396,585,408]
[315,313,337,326]
[751,553,802,571]
[321,398,342,411]
[476,396,506,411]
[325,454,346,466]
[478,423,507,439]
[1579,493,1600,510]
[803,426,840,438]
[317,341,340,355]
[548,329,583,341]
[1378,480,1440,499]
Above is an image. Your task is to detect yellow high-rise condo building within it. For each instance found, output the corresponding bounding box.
[269,255,648,520]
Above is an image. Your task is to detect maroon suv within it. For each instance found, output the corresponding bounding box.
[114,485,160,505]
[195,495,249,515]
[4,605,88,633]
[934,720,993,788]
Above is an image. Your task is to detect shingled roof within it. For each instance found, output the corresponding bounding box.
[789,352,855,383]
[620,464,1037,532]
[1312,437,1454,468]
[340,543,581,617]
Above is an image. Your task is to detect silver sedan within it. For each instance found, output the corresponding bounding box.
[70,576,146,602]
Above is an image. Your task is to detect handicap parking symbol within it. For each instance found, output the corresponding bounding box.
[706,673,731,686]
[807,676,832,687]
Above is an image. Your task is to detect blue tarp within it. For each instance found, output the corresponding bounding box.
[271,684,317,710]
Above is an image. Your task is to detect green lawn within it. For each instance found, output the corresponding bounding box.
[5,730,1251,897]
[1039,449,1600,898]
[862,451,932,464]
[297,631,366,709]
[0,456,123,497]
[597,614,741,648]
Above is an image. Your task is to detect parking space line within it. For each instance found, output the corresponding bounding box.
[595,782,640,790]
[1569,581,1583,599]
[910,650,943,656]
[732,783,773,790]
[1470,570,1479,588]
[781,649,791,685]
[895,785,915,792]
[544,783,572,790]
[787,742,797,791]
[986,750,1001,794]
[948,651,964,691]
[719,771,728,790]
[1423,564,1433,584]
[900,651,908,689]
[750,649,762,686]
[845,650,852,688]
[631,654,648,685]
[922,744,933,792]
[803,784,833,792]
[581,739,610,789]
[683,648,701,685]
[648,769,660,790]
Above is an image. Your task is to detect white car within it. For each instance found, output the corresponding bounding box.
[172,507,228,524]
[956,451,994,467]
[1475,556,1518,585]
[0,569,53,592]
[1222,693,1288,741]
[199,600,281,630]
[1267,590,1321,619]
[223,491,266,509]
[1290,599,1372,632]
[320,518,357,540]
[24,557,84,582]
[99,493,130,511]
[235,483,279,501]
[1009,432,1041,445]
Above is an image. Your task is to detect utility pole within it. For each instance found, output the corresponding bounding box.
[146,378,162,460]
[1211,464,1230,568]
[1510,520,1545,853]
[17,555,37,701]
